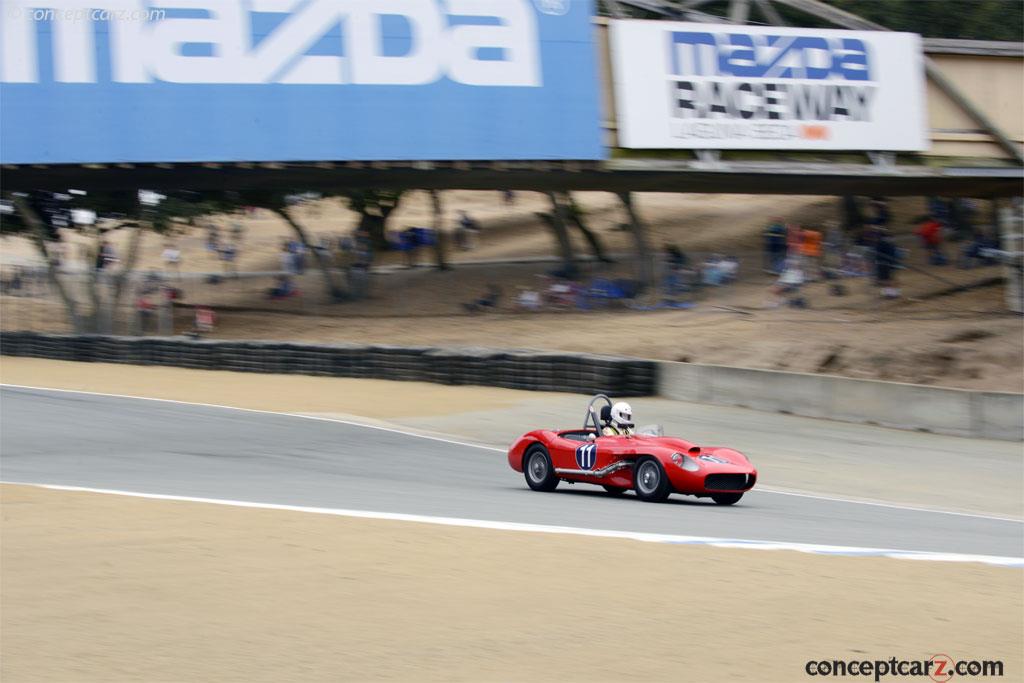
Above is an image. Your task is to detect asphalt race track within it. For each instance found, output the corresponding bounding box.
[1,386,1021,558]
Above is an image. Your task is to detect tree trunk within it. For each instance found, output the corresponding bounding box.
[618,192,654,293]
[841,195,864,234]
[107,223,145,333]
[543,192,578,278]
[12,197,83,331]
[362,193,405,251]
[560,191,613,263]
[83,232,105,333]
[274,207,347,302]
[429,190,449,271]
[363,212,388,251]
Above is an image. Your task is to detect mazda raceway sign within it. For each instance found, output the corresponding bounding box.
[610,20,928,151]
[0,0,603,163]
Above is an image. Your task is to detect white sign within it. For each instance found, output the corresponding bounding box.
[609,20,927,151]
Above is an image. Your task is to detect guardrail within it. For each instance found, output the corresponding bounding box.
[0,332,656,397]
[2,332,1019,440]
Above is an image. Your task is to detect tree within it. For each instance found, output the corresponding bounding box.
[560,192,614,264]
[227,190,348,302]
[5,189,203,333]
[428,190,449,271]
[344,190,404,252]
[537,193,579,278]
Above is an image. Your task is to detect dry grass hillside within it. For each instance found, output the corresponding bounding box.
[1,192,1019,392]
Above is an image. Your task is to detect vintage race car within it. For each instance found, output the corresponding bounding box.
[508,394,758,504]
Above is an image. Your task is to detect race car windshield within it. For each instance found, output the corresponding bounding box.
[635,424,664,437]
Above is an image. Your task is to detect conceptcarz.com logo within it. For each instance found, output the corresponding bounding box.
[804,654,1004,681]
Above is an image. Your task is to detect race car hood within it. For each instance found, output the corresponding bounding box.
[636,436,752,468]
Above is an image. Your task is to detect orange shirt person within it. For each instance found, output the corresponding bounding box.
[800,227,823,258]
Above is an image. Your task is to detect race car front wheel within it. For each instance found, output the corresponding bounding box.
[524,445,558,492]
[634,457,671,502]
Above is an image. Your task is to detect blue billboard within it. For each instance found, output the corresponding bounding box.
[0,0,603,163]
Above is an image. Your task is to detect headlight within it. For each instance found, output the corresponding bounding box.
[671,453,700,472]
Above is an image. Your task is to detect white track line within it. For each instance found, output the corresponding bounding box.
[2,383,1021,525]
[2,481,1020,568]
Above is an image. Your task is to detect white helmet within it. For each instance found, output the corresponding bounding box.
[610,401,633,428]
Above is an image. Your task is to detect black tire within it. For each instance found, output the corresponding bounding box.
[602,485,627,496]
[523,445,558,492]
[633,457,671,502]
[711,493,743,506]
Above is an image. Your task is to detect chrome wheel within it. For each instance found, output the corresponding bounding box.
[527,452,548,484]
[523,445,558,492]
[636,460,661,494]
[633,457,670,502]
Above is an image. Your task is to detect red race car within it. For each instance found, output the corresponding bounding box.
[507,395,758,505]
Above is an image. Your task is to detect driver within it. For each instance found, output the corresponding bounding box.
[602,401,635,436]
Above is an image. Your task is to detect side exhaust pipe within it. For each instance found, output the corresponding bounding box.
[555,460,633,478]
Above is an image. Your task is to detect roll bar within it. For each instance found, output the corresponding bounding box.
[584,394,613,432]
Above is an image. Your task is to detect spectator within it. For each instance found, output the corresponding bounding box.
[267,275,296,299]
[763,219,787,273]
[719,255,739,283]
[800,225,823,279]
[870,198,890,228]
[348,227,374,300]
[161,242,181,276]
[219,242,238,277]
[958,229,999,269]
[769,256,807,308]
[823,222,845,272]
[135,289,156,333]
[230,221,245,245]
[399,227,420,268]
[544,277,579,308]
[95,240,116,271]
[915,215,947,265]
[515,287,542,311]
[663,243,688,271]
[204,223,220,253]
[463,283,502,313]
[286,239,306,274]
[2,267,24,296]
[701,254,734,286]
[503,190,516,205]
[875,229,901,298]
[457,211,480,250]
[948,198,976,242]
[336,234,354,268]
[662,244,689,296]
[280,241,298,275]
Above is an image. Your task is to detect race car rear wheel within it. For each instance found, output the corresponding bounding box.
[602,485,627,496]
[524,445,558,492]
[711,493,743,506]
[634,457,671,502]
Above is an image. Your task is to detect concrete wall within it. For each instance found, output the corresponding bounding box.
[660,361,1023,441]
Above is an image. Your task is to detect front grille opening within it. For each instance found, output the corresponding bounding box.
[705,473,750,491]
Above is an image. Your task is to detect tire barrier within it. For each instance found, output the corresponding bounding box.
[0,332,657,397]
